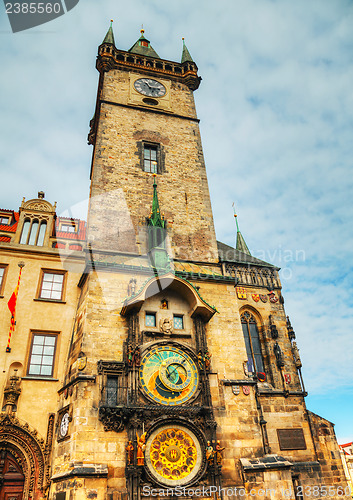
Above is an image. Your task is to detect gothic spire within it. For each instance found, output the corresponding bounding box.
[181,38,194,63]
[148,175,165,228]
[128,29,160,58]
[233,204,251,256]
[102,20,115,45]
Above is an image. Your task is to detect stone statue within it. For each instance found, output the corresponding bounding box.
[206,440,214,464]
[215,440,225,464]
[126,440,134,465]
[291,341,302,368]
[204,350,212,371]
[127,344,134,366]
[136,432,146,466]
[133,346,140,367]
[198,351,204,370]
[274,342,284,368]
[159,317,173,335]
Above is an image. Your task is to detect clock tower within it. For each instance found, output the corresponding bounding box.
[50,23,348,500]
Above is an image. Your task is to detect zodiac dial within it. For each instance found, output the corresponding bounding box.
[139,346,199,406]
[145,426,202,486]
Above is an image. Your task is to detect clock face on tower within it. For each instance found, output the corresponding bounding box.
[134,78,166,97]
[59,412,69,438]
[139,346,199,406]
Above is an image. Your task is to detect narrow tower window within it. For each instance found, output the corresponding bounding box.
[241,311,265,375]
[144,145,158,173]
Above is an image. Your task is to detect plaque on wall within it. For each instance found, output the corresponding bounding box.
[277,428,307,450]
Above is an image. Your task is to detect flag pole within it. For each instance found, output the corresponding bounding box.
[6,261,25,353]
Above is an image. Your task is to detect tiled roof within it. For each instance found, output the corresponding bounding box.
[217,241,278,269]
[0,211,19,233]
[0,236,11,242]
[55,218,86,241]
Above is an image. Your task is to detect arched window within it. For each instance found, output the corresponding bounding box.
[20,219,47,246]
[241,311,264,376]
[20,219,31,244]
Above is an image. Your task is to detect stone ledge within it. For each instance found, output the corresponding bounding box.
[241,455,292,471]
[51,463,108,481]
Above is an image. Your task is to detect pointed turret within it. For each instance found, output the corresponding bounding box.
[148,175,165,229]
[129,29,160,58]
[233,204,251,256]
[181,38,194,64]
[102,20,115,46]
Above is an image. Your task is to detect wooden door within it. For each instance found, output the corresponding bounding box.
[0,451,25,500]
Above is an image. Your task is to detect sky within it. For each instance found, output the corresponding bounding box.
[0,0,352,442]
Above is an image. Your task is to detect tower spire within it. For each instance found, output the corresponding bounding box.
[102,19,115,45]
[181,37,194,63]
[149,174,165,228]
[232,203,251,256]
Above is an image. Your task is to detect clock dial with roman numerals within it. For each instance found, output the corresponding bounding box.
[139,346,199,406]
[134,78,166,98]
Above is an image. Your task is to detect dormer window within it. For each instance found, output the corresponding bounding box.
[60,223,77,233]
[0,216,10,225]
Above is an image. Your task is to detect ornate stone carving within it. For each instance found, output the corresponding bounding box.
[291,341,302,368]
[159,317,173,334]
[0,413,47,499]
[3,370,21,411]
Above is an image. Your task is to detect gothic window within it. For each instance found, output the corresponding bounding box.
[38,270,65,301]
[27,333,57,377]
[241,311,265,375]
[148,225,166,250]
[20,218,47,246]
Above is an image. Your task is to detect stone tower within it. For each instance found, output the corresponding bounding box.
[49,23,348,500]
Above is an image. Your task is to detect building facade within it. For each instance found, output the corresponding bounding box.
[0,25,349,500]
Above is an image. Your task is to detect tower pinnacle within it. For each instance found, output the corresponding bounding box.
[102,20,115,45]
[233,203,251,256]
[181,38,194,64]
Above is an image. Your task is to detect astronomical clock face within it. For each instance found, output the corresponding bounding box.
[145,425,202,486]
[139,346,199,406]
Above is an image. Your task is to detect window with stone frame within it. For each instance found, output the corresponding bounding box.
[20,218,47,246]
[137,141,165,174]
[0,264,7,295]
[38,270,65,301]
[27,332,58,377]
[241,311,265,375]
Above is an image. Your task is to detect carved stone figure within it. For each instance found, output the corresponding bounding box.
[126,440,134,465]
[127,344,134,366]
[291,341,302,368]
[198,351,204,370]
[206,440,214,464]
[274,342,284,368]
[128,278,137,296]
[3,370,21,412]
[159,317,173,335]
[133,346,140,367]
[204,350,212,371]
[215,440,225,464]
[136,432,146,466]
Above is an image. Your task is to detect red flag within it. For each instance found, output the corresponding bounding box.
[8,285,19,317]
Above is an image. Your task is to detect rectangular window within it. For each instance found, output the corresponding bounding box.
[0,265,7,294]
[27,333,57,377]
[173,315,184,329]
[144,145,158,173]
[0,216,10,224]
[39,271,65,301]
[106,377,119,406]
[145,312,156,327]
[60,224,77,233]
